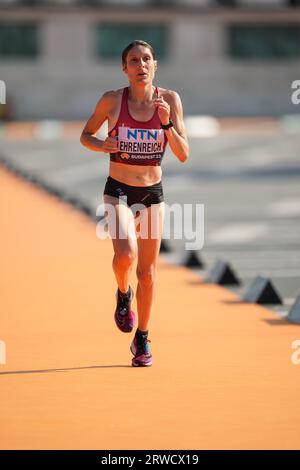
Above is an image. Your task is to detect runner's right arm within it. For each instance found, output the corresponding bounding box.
[80,92,118,153]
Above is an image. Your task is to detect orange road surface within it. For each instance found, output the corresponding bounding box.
[0,166,300,450]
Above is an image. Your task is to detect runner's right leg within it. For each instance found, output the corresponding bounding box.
[103,194,137,332]
[103,194,137,293]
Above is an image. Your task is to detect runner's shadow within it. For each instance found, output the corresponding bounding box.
[0,365,132,376]
[186,279,206,285]
[262,318,293,326]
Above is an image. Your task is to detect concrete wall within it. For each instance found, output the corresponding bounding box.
[0,7,300,118]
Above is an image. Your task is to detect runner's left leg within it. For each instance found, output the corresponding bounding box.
[134,202,165,332]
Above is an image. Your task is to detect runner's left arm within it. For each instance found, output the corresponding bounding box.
[154,91,189,163]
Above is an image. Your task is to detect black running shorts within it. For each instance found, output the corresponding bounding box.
[103,176,164,209]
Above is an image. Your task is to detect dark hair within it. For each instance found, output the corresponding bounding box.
[122,40,156,66]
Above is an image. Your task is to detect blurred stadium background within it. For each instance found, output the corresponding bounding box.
[1,0,300,311]
[1,0,300,118]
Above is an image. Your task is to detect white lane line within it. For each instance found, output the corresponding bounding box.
[207,223,269,245]
[46,160,107,184]
[267,198,300,217]
[285,298,297,305]
[232,269,300,277]
[34,121,63,140]
[184,116,220,138]
[241,149,278,166]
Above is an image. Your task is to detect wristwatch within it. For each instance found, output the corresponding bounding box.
[160,119,174,130]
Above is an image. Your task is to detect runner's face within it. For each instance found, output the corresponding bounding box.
[123,46,157,84]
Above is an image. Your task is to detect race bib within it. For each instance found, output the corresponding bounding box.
[118,126,165,154]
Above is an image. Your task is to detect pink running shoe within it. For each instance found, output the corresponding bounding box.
[114,286,135,333]
[130,336,152,367]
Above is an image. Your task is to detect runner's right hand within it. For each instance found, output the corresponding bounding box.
[101,136,119,153]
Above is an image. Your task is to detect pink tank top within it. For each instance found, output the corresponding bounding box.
[108,86,168,166]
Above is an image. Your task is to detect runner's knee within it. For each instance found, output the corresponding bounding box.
[136,265,156,287]
[113,250,136,269]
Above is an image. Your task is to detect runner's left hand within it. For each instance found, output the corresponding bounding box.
[153,97,170,125]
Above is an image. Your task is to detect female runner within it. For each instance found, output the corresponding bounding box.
[80,40,189,367]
